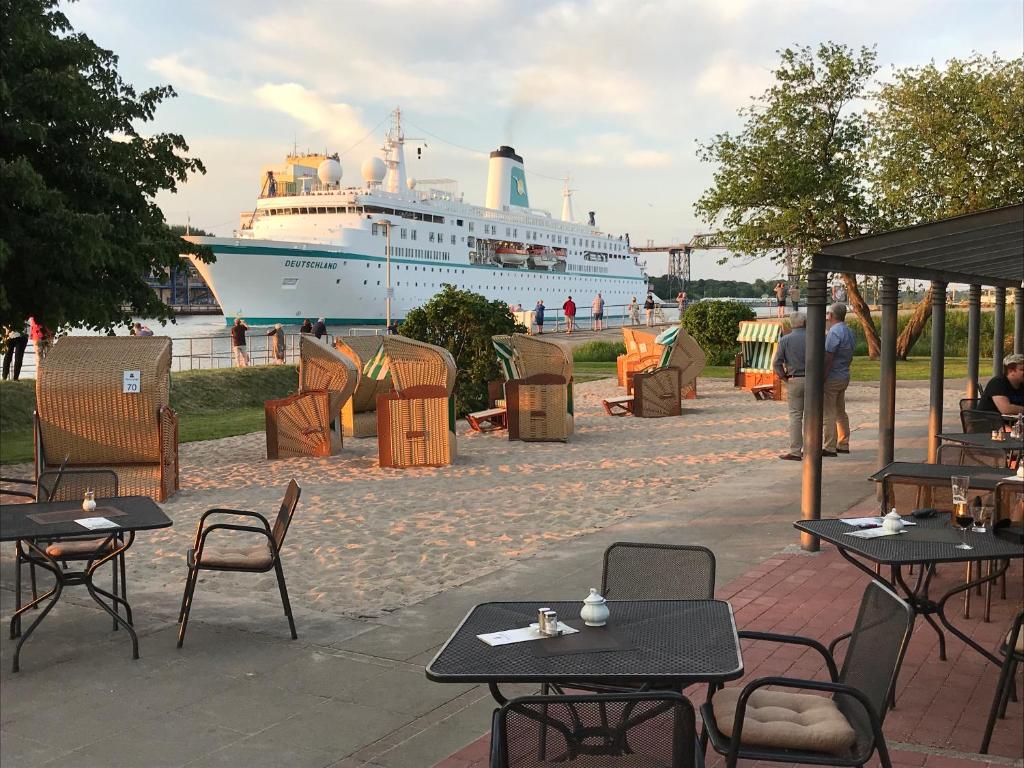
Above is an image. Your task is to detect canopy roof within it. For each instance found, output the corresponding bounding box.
[811,204,1023,288]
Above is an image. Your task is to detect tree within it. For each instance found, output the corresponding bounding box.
[398,286,524,416]
[680,300,756,366]
[865,54,1024,358]
[696,43,882,358]
[0,0,209,333]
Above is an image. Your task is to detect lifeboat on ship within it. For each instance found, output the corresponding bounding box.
[527,245,558,270]
[495,245,529,267]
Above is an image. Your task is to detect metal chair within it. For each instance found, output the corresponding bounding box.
[490,692,698,767]
[602,542,715,600]
[702,581,913,768]
[980,609,1024,753]
[177,480,301,647]
[961,409,1005,434]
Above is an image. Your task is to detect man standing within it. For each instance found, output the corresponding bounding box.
[643,293,655,326]
[591,293,604,331]
[313,317,327,339]
[978,353,1024,416]
[773,282,786,318]
[563,296,576,334]
[822,303,855,456]
[773,313,807,460]
[2,323,29,381]
[534,300,546,334]
[788,283,801,312]
[230,317,250,366]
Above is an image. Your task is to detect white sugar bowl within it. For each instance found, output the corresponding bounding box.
[882,509,904,533]
[580,588,610,627]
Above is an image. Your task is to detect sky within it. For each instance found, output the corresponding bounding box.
[64,0,1023,280]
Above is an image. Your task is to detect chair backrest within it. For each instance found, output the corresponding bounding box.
[994,480,1024,525]
[38,468,119,502]
[512,334,573,380]
[937,443,1006,468]
[0,476,37,501]
[882,474,941,514]
[334,336,390,412]
[962,409,1004,434]
[35,336,172,464]
[736,320,784,373]
[270,479,302,550]
[621,327,642,354]
[382,336,457,395]
[836,582,913,741]
[660,327,707,386]
[493,692,696,768]
[601,542,715,600]
[959,397,979,414]
[299,335,358,416]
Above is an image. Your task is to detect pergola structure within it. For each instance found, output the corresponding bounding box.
[799,204,1024,550]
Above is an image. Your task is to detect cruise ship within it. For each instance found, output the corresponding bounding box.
[185,110,655,325]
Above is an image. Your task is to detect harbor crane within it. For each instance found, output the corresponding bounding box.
[630,233,728,293]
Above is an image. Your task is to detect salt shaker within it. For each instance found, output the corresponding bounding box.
[882,508,904,533]
[82,489,97,513]
[580,588,610,627]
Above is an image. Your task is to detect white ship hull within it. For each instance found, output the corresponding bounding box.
[189,237,648,325]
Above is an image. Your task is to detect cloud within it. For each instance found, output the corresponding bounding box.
[252,83,368,144]
[695,52,776,103]
[149,54,236,102]
[535,133,672,170]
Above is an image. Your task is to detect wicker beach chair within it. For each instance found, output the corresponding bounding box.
[603,327,706,419]
[468,335,515,432]
[375,336,458,467]
[265,336,357,459]
[34,337,178,501]
[734,319,787,401]
[505,334,574,442]
[334,335,390,437]
[617,328,661,388]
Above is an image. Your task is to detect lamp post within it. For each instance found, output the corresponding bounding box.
[375,218,393,328]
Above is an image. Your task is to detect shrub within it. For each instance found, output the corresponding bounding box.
[846,307,1018,357]
[681,300,756,366]
[398,286,524,415]
[573,340,626,362]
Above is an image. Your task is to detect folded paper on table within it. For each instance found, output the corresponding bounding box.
[477,622,579,646]
[75,517,120,530]
[845,527,907,539]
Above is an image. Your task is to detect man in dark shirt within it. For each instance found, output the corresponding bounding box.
[773,313,807,460]
[313,317,327,339]
[978,353,1024,415]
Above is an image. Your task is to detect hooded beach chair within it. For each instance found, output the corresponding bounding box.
[616,327,661,388]
[603,325,706,418]
[467,335,516,432]
[369,336,458,467]
[34,336,179,500]
[334,335,391,437]
[265,335,357,459]
[734,319,787,401]
[505,334,574,442]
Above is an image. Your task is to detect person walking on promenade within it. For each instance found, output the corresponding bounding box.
[643,293,655,326]
[789,283,801,312]
[133,322,154,337]
[563,296,577,334]
[231,317,250,367]
[773,313,807,460]
[28,317,52,363]
[591,293,605,331]
[300,318,313,334]
[313,317,327,339]
[823,302,855,456]
[2,323,29,380]
[774,281,786,318]
[628,296,640,326]
[534,300,546,334]
[267,323,287,364]
[676,290,687,316]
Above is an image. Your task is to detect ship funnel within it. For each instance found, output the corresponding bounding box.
[485,146,529,210]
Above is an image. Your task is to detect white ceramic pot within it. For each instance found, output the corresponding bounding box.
[882,509,904,533]
[580,588,610,627]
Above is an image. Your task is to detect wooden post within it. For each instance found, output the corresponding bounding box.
[992,287,1006,378]
[878,277,898,479]
[800,269,827,551]
[966,284,981,400]
[928,281,948,463]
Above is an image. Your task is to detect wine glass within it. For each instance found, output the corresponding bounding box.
[953,507,974,549]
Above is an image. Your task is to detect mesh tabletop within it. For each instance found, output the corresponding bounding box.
[794,515,1024,566]
[0,497,171,542]
[868,462,1009,490]
[937,432,1024,453]
[426,600,742,686]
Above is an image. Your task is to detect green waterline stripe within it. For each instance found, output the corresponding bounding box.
[224,317,389,326]
[200,243,647,282]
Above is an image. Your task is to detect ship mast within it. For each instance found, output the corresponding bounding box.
[383,107,408,195]
[561,177,576,223]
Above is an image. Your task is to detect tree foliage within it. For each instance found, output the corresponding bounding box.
[398,286,524,416]
[680,300,756,366]
[0,0,209,332]
[866,54,1024,358]
[695,43,882,357]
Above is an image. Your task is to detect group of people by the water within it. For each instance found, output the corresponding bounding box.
[527,292,666,335]
[773,281,802,318]
[229,316,329,367]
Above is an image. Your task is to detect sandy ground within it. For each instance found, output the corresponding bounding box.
[2,375,963,622]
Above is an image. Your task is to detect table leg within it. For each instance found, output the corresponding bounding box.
[10,541,65,673]
[84,532,139,659]
[894,566,947,661]
[489,682,508,705]
[934,558,1009,667]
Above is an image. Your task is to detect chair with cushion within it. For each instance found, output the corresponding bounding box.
[980,608,1024,753]
[490,691,698,767]
[506,334,574,442]
[702,581,913,768]
[734,320,787,401]
[616,328,660,388]
[374,336,458,467]
[334,335,390,438]
[265,336,357,458]
[34,336,178,500]
[468,336,516,433]
[177,480,301,646]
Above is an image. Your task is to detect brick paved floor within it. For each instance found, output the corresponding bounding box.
[435,547,1023,767]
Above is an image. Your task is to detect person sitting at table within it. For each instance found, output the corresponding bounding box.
[978,352,1024,417]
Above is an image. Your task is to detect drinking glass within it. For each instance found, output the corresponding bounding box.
[972,506,993,533]
[950,475,969,514]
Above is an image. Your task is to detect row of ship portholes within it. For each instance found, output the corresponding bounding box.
[342,279,641,296]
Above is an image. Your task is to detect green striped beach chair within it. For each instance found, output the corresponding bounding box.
[734,319,787,401]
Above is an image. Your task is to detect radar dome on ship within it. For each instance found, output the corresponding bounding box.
[317,158,342,185]
[361,156,386,184]
[406,178,417,190]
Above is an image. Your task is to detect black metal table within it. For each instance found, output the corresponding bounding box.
[0,496,171,672]
[794,516,1023,666]
[426,600,743,703]
[938,432,1023,455]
